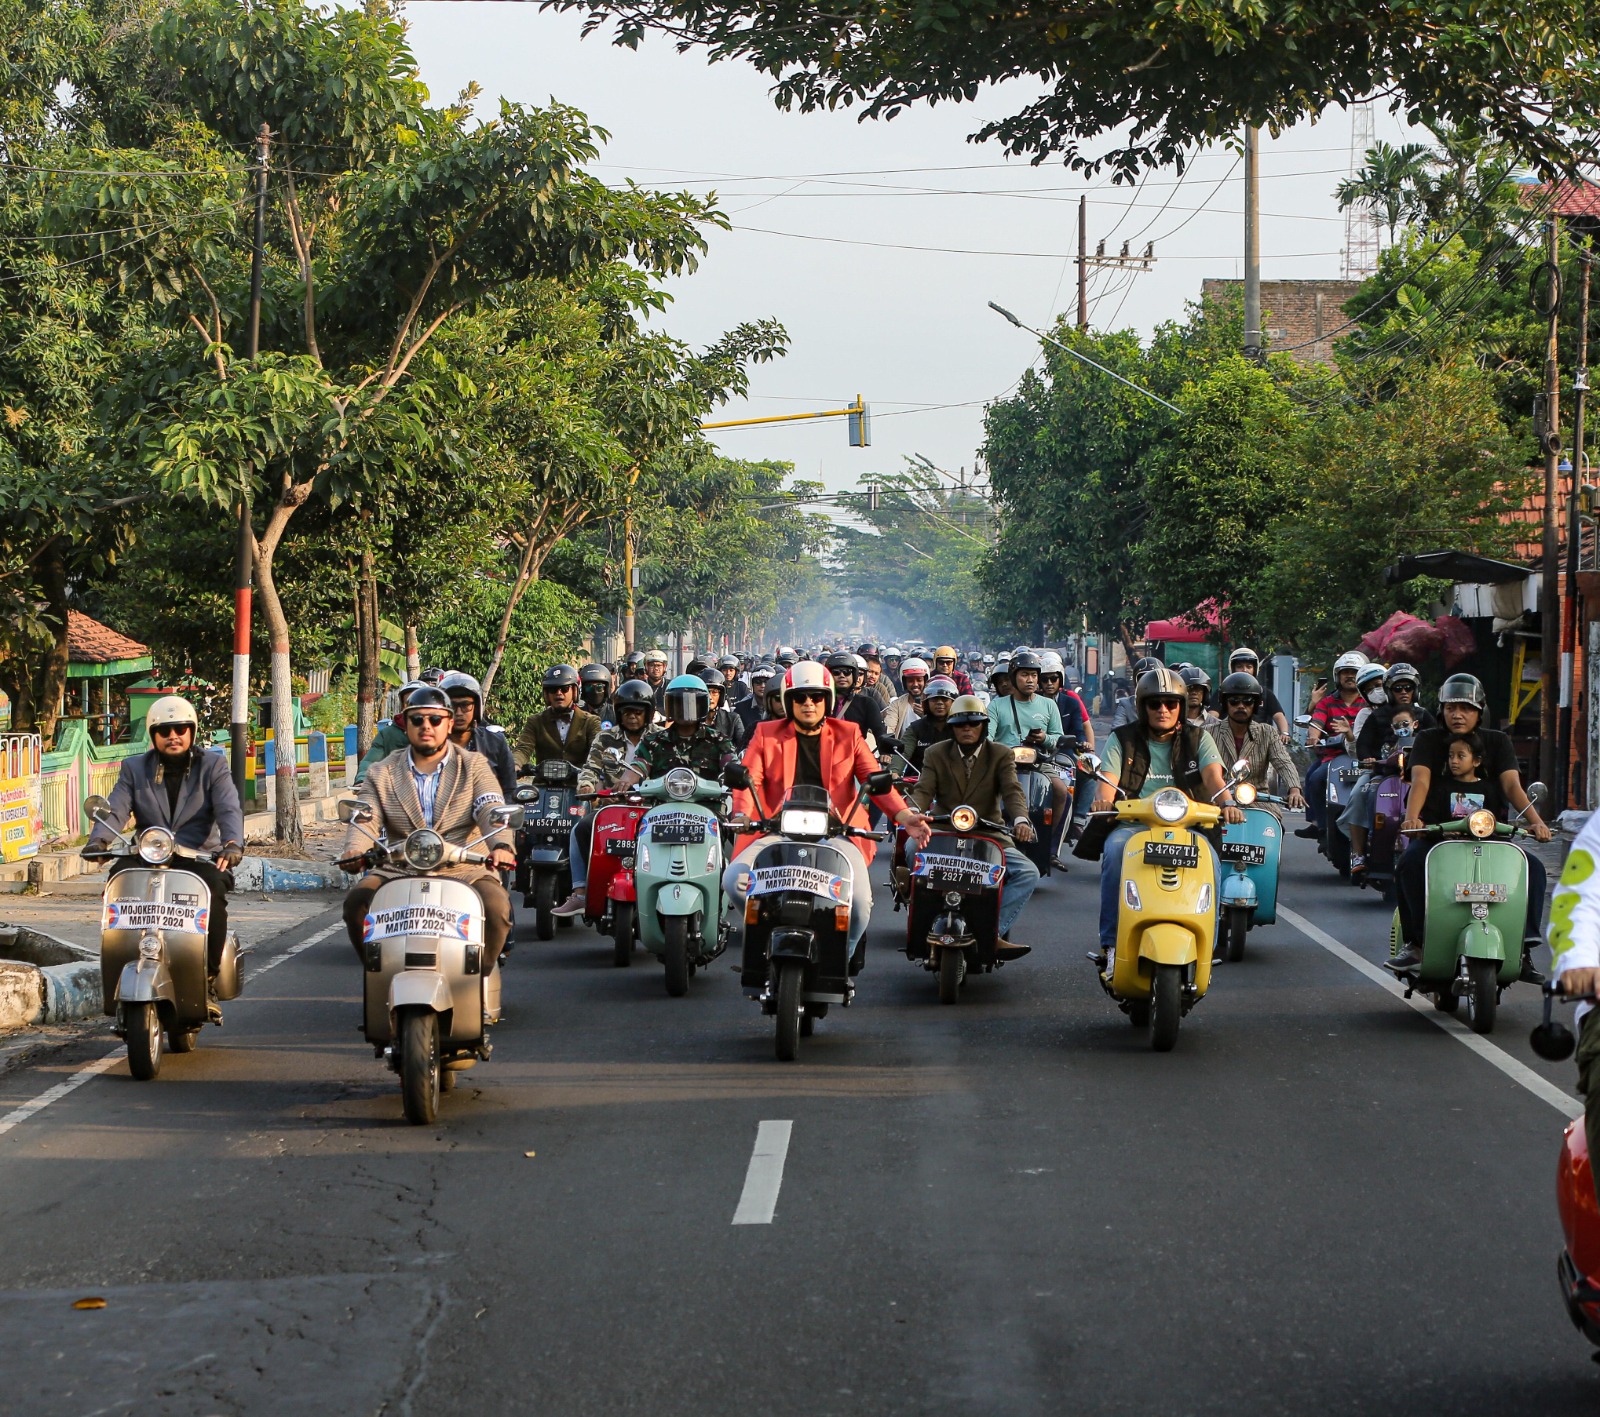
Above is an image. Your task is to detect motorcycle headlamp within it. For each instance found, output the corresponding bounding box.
[137,826,175,865]
[1467,808,1496,839]
[665,767,697,801]
[1234,782,1257,806]
[1152,789,1188,824]
[539,759,570,784]
[779,808,829,838]
[950,805,978,832]
[402,829,446,870]
[138,931,163,962]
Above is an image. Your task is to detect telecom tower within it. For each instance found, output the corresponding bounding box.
[1341,102,1380,279]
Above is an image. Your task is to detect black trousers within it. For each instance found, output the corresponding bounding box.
[109,855,231,973]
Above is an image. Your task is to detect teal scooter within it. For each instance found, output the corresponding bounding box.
[635,764,746,996]
[1216,783,1285,962]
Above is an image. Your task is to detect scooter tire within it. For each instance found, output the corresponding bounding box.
[663,916,690,997]
[399,1008,441,1125]
[1432,988,1460,1016]
[775,960,803,1061]
[612,901,635,967]
[1466,958,1499,1034]
[533,874,556,941]
[1225,908,1248,964]
[126,1001,163,1081]
[1149,965,1182,1052]
[937,946,965,1005]
[799,1010,816,1038]
[1126,1000,1150,1028]
[167,1026,200,1054]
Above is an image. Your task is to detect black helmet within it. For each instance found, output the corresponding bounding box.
[542,663,580,691]
[1438,673,1488,713]
[612,679,656,724]
[685,658,712,679]
[403,686,452,715]
[1133,656,1162,677]
[775,646,798,667]
[1179,664,1211,691]
[1010,649,1042,674]
[716,654,740,674]
[825,651,857,677]
[700,666,726,691]
[856,642,881,660]
[923,675,959,702]
[1220,671,1263,700]
[988,659,1011,686]
[579,662,611,708]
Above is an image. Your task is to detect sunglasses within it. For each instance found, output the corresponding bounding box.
[406,713,450,728]
[1146,697,1183,711]
[151,723,193,737]
[789,690,828,704]
[1224,696,1257,706]
[449,700,474,713]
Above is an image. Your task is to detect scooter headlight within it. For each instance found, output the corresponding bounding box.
[779,808,829,838]
[1152,789,1188,824]
[950,805,978,832]
[1234,782,1257,806]
[1467,808,1496,839]
[137,826,175,865]
[402,829,446,870]
[137,931,162,962]
[665,767,697,801]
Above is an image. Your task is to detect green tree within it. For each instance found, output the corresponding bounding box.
[1335,140,1435,244]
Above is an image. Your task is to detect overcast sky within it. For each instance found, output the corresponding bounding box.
[404,4,1419,498]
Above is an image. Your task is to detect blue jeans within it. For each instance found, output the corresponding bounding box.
[998,845,1040,937]
[1305,759,1331,827]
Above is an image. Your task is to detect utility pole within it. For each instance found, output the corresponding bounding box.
[1559,234,1592,806]
[1243,125,1262,361]
[231,122,269,801]
[1077,195,1088,330]
[1540,215,1563,790]
[622,509,636,655]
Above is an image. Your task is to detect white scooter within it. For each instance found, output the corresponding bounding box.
[82,793,243,1080]
[338,798,521,1124]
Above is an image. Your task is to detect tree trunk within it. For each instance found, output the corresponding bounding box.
[34,543,72,745]
[481,540,547,698]
[255,543,304,846]
[355,556,379,759]
[404,622,420,683]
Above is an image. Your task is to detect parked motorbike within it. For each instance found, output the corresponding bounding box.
[581,784,647,967]
[738,782,885,1059]
[1217,784,1285,962]
[634,764,746,996]
[514,759,581,939]
[904,805,1015,1004]
[1083,757,1249,1050]
[338,797,522,1124]
[1528,985,1600,1357]
[82,794,244,1080]
[1384,786,1548,1034]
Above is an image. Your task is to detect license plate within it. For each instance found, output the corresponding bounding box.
[531,816,570,834]
[1144,840,1199,869]
[604,838,635,856]
[1221,842,1267,866]
[1338,768,1361,783]
[911,852,1003,888]
[1454,882,1507,903]
[651,819,706,845]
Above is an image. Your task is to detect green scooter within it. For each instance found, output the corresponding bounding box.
[634,764,747,996]
[1385,785,1547,1035]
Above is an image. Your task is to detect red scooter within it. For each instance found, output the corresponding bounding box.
[1530,984,1600,1356]
[582,788,647,967]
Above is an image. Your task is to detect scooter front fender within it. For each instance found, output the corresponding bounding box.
[117,958,174,1007]
[654,882,708,916]
[389,971,453,1015]
[1220,871,1258,909]
[1137,921,1201,967]
[1458,918,1506,963]
[608,869,637,903]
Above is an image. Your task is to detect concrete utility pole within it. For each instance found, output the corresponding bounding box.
[231,122,270,801]
[1541,216,1563,790]
[1243,126,1262,361]
[1077,196,1088,331]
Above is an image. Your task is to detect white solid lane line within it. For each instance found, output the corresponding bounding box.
[732,1120,794,1225]
[0,917,343,1141]
[1278,904,1582,1120]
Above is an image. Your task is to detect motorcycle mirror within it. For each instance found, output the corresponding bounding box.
[82,794,112,822]
[865,769,893,796]
[1078,752,1102,774]
[488,804,524,829]
[336,799,372,824]
[1230,757,1249,777]
[1526,781,1550,814]
[722,763,752,791]
[1530,1020,1577,1061]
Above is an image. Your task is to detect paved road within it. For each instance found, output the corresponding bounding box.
[0,830,1595,1415]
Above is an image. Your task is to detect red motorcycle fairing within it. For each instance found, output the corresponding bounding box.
[1560,1115,1600,1277]
[586,802,646,920]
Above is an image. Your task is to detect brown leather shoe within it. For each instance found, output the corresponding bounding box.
[995,938,1032,960]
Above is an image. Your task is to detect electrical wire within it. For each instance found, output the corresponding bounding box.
[727,224,1338,260]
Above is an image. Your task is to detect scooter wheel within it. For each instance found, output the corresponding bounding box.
[937,947,965,1005]
[1466,958,1499,1034]
[1225,908,1248,964]
[612,901,635,967]
[125,1001,163,1080]
[167,1026,200,1054]
[534,874,556,941]
[663,916,691,997]
[1149,965,1182,1052]
[775,960,803,1061]
[399,1008,441,1125]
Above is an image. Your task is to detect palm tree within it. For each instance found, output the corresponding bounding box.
[1336,141,1435,244]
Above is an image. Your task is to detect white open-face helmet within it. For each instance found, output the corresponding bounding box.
[899,656,930,679]
[146,695,199,732]
[1333,650,1370,674]
[1038,650,1065,675]
[781,660,836,716]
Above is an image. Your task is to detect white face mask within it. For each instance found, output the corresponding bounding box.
[1365,687,1387,705]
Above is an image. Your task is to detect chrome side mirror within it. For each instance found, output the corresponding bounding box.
[489,804,524,829]
[1230,757,1250,777]
[337,798,373,824]
[82,794,113,822]
[1527,781,1549,813]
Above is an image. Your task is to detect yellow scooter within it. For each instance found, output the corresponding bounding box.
[1080,758,1245,1051]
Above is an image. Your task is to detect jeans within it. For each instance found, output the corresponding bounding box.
[1337,773,1379,834]
[1305,758,1331,827]
[1394,837,1547,949]
[998,845,1040,936]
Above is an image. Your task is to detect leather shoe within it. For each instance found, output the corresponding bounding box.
[1293,825,1321,839]
[1387,946,1423,971]
[1519,951,1546,985]
[995,938,1032,960]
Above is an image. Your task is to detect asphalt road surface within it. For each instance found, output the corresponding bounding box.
[1,830,1595,1416]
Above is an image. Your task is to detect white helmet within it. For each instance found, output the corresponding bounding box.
[146,695,198,732]
[1038,650,1065,675]
[899,656,930,678]
[781,661,836,716]
[1229,646,1259,666]
[1333,650,1369,673]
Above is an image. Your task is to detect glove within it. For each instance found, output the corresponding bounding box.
[220,845,244,870]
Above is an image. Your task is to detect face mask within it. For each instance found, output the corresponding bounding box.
[1366,688,1387,705]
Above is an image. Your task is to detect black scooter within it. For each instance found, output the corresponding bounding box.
[514,759,580,939]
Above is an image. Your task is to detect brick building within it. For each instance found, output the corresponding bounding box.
[1199,278,1365,366]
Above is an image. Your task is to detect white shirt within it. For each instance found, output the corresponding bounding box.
[1551,810,1600,1025]
[408,750,445,827]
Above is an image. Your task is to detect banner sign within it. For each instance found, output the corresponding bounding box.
[103,899,208,934]
[748,865,850,901]
[910,852,1004,887]
[363,904,481,943]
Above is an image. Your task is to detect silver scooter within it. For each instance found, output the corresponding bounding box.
[82,793,243,1080]
[338,798,521,1124]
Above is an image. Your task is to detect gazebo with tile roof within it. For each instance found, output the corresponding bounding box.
[65,610,153,742]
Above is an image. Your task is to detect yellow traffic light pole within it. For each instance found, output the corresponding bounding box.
[701,394,868,442]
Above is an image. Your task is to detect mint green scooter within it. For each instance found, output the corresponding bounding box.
[634,765,744,996]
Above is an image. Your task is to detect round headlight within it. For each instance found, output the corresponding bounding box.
[665,767,697,801]
[1152,789,1188,824]
[403,829,446,870]
[1467,808,1496,839]
[950,805,978,832]
[138,827,175,864]
[1234,782,1257,806]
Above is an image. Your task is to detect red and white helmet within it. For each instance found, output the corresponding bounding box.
[781,661,835,716]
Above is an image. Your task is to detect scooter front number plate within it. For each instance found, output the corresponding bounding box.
[649,816,707,845]
[1220,841,1267,866]
[604,838,636,855]
[1454,882,1507,903]
[1143,840,1200,869]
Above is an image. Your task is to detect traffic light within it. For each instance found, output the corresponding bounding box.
[848,395,871,448]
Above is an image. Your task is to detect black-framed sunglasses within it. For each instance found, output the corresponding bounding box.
[406,713,450,728]
[789,690,828,704]
[1146,697,1184,711]
[1224,695,1257,707]
[151,723,193,737]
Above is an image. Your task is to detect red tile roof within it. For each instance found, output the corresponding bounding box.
[1520,181,1600,220]
[67,610,149,664]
